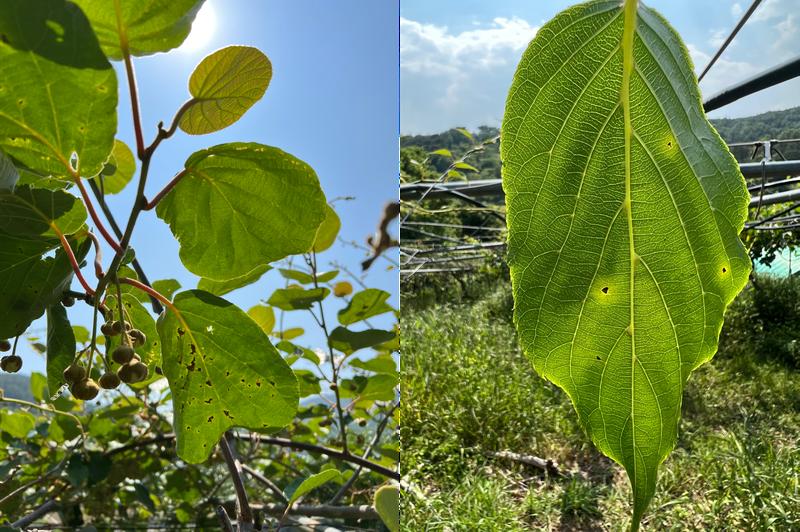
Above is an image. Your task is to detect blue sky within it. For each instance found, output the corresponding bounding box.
[19,0,399,376]
[401,0,800,133]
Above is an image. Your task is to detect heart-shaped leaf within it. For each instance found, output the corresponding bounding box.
[157,290,298,463]
[179,46,272,135]
[156,143,327,281]
[73,0,204,60]
[0,0,117,179]
[502,1,750,528]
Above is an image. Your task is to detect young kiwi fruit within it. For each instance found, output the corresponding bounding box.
[0,339,12,352]
[0,355,22,373]
[111,320,127,336]
[99,372,121,390]
[129,329,146,348]
[71,378,100,400]
[112,344,135,364]
[62,363,86,384]
[100,322,116,336]
[118,361,149,384]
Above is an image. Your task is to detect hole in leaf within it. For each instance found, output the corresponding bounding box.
[596,356,601,361]
[601,287,609,294]
[722,267,727,273]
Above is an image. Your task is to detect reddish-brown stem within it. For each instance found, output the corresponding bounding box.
[114,0,152,159]
[73,177,122,253]
[144,168,188,210]
[56,230,94,296]
[86,231,105,280]
[118,277,172,312]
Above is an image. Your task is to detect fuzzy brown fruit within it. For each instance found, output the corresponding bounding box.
[129,329,146,348]
[62,364,86,384]
[71,378,100,400]
[118,362,148,384]
[0,339,11,352]
[112,345,135,365]
[99,373,121,389]
[100,322,115,336]
[111,320,127,335]
[0,355,22,373]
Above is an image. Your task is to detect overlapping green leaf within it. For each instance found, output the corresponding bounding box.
[284,470,342,506]
[157,290,298,463]
[73,0,204,60]
[338,289,394,326]
[312,204,341,252]
[46,304,76,399]
[156,143,327,281]
[94,140,136,195]
[501,1,750,527]
[328,327,396,355]
[268,287,329,311]
[0,186,89,338]
[374,485,400,532]
[0,0,117,179]
[179,46,272,135]
[198,264,270,296]
[247,305,275,334]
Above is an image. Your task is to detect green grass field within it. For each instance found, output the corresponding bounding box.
[401,278,800,531]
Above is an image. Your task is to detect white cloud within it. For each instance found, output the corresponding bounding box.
[401,17,536,73]
[774,13,797,53]
[400,16,538,133]
[751,0,783,21]
[731,3,743,17]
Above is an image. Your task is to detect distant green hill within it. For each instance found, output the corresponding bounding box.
[401,106,800,182]
[0,373,33,402]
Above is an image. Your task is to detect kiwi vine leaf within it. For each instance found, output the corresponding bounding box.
[502,0,749,527]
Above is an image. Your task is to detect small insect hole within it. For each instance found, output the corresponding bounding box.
[722,267,727,273]
[596,356,601,361]
[601,287,609,294]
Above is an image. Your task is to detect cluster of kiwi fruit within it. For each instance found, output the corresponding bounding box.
[62,319,150,400]
[0,339,22,373]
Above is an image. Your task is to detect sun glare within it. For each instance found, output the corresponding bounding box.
[179,2,217,53]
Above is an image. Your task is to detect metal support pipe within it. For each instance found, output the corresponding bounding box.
[702,55,800,112]
[402,160,800,205]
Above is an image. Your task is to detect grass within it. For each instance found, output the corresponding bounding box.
[401,278,800,531]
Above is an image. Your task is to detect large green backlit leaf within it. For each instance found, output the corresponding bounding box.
[73,0,204,60]
[156,143,327,281]
[0,186,89,338]
[46,304,76,399]
[501,1,750,528]
[179,46,272,135]
[157,290,298,463]
[0,0,117,179]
